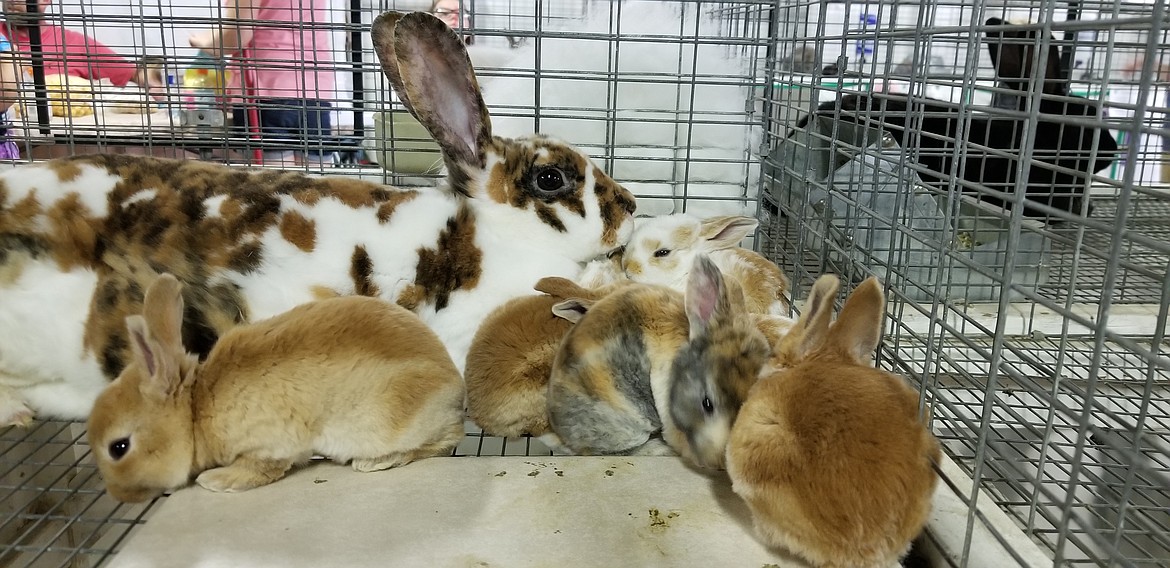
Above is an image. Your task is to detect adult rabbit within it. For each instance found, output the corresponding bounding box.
[794,18,1118,219]
[0,11,636,426]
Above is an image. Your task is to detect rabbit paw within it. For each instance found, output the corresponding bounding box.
[624,438,678,457]
[0,394,34,428]
[351,452,418,472]
[196,458,290,493]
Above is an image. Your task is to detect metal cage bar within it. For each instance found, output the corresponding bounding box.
[2,0,1169,566]
[761,0,1170,566]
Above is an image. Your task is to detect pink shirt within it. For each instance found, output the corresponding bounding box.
[12,24,137,86]
[227,0,336,101]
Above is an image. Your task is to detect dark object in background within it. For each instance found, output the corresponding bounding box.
[793,18,1119,219]
[778,46,821,74]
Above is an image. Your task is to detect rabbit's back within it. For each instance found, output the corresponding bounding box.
[196,295,464,466]
[730,363,938,566]
[465,293,570,437]
[205,295,457,380]
[711,248,790,314]
[1,154,450,374]
[548,285,687,455]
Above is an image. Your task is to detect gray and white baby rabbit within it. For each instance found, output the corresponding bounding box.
[464,270,629,441]
[547,255,769,468]
[727,274,940,568]
[87,274,465,503]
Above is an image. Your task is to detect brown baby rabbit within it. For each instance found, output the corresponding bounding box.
[727,275,940,568]
[87,274,465,503]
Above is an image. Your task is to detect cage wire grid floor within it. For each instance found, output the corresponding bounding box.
[760,192,1170,566]
[0,419,556,568]
[1041,199,1170,305]
[885,334,1170,565]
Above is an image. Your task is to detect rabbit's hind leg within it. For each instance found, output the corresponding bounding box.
[0,385,33,428]
[351,422,463,472]
[618,436,677,457]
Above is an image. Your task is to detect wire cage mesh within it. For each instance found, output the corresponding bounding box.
[2,0,1169,566]
[760,0,1170,566]
[0,0,777,566]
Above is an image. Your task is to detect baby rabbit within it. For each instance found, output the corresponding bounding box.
[548,255,769,469]
[727,274,940,568]
[464,272,629,441]
[87,274,465,503]
[622,214,790,314]
[576,245,631,289]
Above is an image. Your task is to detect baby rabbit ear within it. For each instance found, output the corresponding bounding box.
[126,274,187,399]
[552,298,596,324]
[985,18,1068,97]
[782,274,839,360]
[828,277,885,365]
[698,216,759,251]
[372,10,493,171]
[535,277,594,301]
[141,274,185,352]
[685,254,732,340]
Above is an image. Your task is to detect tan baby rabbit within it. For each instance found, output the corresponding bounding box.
[727,275,940,568]
[87,274,465,503]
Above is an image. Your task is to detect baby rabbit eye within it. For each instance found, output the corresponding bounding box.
[654,248,671,258]
[702,396,714,414]
[532,167,568,195]
[109,438,131,460]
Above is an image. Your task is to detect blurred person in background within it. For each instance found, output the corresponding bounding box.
[431,0,474,45]
[1,0,165,98]
[190,0,336,166]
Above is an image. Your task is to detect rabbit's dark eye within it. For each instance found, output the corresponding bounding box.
[533,167,568,194]
[109,438,130,461]
[702,397,714,414]
[654,248,671,258]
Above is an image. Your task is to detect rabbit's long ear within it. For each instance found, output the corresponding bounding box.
[535,277,595,301]
[372,11,493,170]
[985,18,1068,97]
[127,274,188,400]
[685,254,740,341]
[552,298,596,324]
[782,274,838,360]
[697,216,759,251]
[370,12,414,116]
[828,277,885,365]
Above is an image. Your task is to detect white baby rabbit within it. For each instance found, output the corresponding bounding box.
[622,214,790,314]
